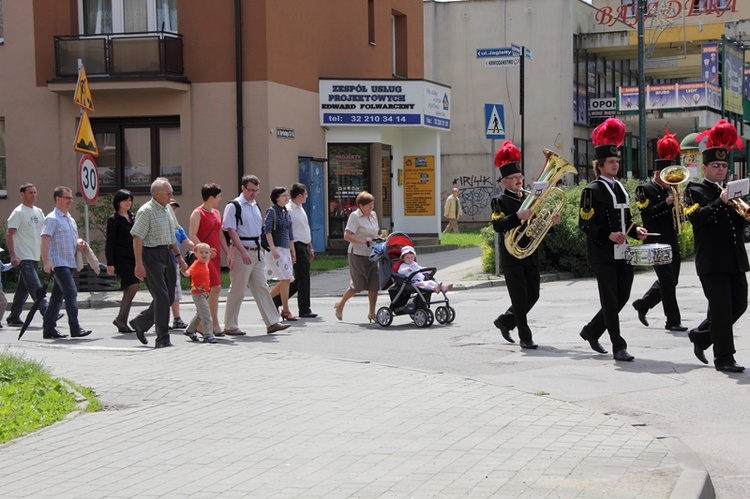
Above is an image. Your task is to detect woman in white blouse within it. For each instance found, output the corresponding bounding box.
[334,191,380,322]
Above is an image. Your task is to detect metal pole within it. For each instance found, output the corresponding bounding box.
[491,138,500,276]
[520,48,525,176]
[637,0,647,180]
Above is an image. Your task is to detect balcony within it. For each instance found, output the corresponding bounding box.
[52,32,186,82]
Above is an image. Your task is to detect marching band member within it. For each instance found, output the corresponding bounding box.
[632,130,688,332]
[491,141,558,349]
[684,119,748,373]
[578,118,647,362]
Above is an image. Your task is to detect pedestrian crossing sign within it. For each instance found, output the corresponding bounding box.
[485,104,505,139]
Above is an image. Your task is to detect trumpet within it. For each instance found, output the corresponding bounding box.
[659,165,690,234]
[729,196,750,221]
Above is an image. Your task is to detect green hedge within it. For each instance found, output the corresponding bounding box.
[482,179,695,277]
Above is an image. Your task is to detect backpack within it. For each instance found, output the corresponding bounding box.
[223,200,271,252]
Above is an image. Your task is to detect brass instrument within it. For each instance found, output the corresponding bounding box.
[660,165,690,234]
[504,149,577,259]
[729,196,750,221]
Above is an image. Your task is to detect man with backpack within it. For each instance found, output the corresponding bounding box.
[222,175,290,335]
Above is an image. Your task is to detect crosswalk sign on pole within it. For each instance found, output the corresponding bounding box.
[74,111,99,156]
[484,104,505,139]
[74,65,94,112]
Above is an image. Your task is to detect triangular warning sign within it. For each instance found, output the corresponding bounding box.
[486,106,504,136]
[74,111,99,157]
[74,65,94,112]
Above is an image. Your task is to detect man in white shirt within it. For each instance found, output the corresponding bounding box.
[6,183,61,327]
[222,175,290,335]
[273,183,317,318]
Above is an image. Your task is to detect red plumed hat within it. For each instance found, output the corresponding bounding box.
[592,118,626,160]
[697,119,743,165]
[494,141,522,178]
[654,129,681,170]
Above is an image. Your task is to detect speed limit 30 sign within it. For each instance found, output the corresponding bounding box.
[78,154,99,204]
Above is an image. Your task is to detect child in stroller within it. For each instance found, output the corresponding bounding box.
[398,246,453,294]
[371,232,456,327]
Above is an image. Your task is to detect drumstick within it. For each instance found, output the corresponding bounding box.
[644,232,661,236]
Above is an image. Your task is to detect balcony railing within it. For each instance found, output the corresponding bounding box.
[54,32,184,79]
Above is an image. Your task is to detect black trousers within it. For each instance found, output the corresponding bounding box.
[692,272,747,367]
[496,264,540,343]
[272,241,312,313]
[131,247,175,346]
[582,261,633,352]
[634,251,682,326]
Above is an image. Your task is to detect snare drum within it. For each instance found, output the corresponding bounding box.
[624,243,672,266]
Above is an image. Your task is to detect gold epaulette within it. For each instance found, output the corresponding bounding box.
[579,208,594,220]
[491,212,505,221]
[684,203,699,216]
[636,199,650,210]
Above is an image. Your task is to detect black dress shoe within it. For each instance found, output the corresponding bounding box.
[493,317,515,343]
[299,311,318,318]
[6,317,24,327]
[715,362,745,373]
[613,349,635,362]
[665,324,688,332]
[579,331,607,354]
[154,342,174,349]
[43,329,68,339]
[70,328,92,338]
[633,303,649,327]
[130,320,148,345]
[692,343,709,364]
[113,319,134,333]
[520,340,538,349]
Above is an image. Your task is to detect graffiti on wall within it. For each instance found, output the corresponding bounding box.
[445,174,496,219]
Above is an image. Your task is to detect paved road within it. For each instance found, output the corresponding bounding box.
[1,246,748,497]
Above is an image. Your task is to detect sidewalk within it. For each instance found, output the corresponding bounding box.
[0,246,712,498]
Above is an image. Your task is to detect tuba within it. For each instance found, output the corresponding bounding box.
[504,149,577,259]
[660,165,690,233]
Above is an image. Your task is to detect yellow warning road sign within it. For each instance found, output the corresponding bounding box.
[74,111,99,156]
[74,65,94,111]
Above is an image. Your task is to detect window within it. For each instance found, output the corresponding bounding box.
[621,0,636,18]
[391,11,407,77]
[0,118,6,197]
[368,0,375,45]
[80,0,177,35]
[0,0,4,43]
[91,116,181,194]
[691,0,733,13]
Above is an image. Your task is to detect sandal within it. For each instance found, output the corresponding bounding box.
[334,302,343,321]
[281,310,298,322]
[368,313,377,323]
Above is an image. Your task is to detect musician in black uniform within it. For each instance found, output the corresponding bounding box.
[578,118,647,362]
[632,130,687,332]
[684,119,747,373]
[491,141,558,349]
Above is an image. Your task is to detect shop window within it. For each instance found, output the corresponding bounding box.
[0,118,6,197]
[91,116,181,194]
[80,0,177,34]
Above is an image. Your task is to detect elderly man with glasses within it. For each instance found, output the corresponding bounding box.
[129,177,186,348]
[684,119,749,373]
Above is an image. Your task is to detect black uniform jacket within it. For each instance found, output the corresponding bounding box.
[579,179,638,265]
[684,179,749,276]
[492,190,539,268]
[635,180,679,247]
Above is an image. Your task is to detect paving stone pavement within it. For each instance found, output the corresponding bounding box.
[0,344,683,498]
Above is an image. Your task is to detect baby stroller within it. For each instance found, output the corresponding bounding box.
[369,232,456,327]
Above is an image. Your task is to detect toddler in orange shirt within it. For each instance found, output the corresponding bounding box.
[181,242,217,344]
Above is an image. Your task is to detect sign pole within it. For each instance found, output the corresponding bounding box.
[77,60,90,242]
[520,47,525,176]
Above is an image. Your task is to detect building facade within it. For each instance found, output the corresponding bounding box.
[425,0,749,225]
[0,0,447,253]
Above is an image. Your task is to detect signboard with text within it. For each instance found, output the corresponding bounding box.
[618,82,720,111]
[319,80,450,130]
[403,156,435,216]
